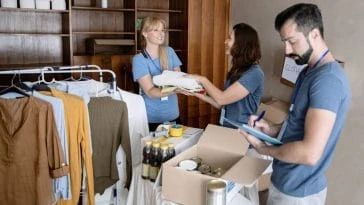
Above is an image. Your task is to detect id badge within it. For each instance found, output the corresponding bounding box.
[219,107,226,125]
[161,96,168,101]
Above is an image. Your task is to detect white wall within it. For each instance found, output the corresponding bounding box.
[230,1,364,204]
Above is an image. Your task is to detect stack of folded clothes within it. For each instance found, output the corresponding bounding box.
[153,70,205,93]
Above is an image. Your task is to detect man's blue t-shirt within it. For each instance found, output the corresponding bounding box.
[272,61,351,197]
[222,64,264,127]
[132,46,182,123]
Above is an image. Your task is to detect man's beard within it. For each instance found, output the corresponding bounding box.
[287,38,313,65]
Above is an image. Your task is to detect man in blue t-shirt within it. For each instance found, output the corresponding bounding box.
[241,3,351,205]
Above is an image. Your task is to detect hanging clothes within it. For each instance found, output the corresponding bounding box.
[118,89,149,167]
[33,91,72,200]
[41,89,95,205]
[0,96,69,205]
[60,79,149,167]
[88,96,132,193]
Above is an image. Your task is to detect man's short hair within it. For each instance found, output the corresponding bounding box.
[275,3,324,38]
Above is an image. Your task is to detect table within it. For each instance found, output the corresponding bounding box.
[126,127,259,205]
[126,127,204,205]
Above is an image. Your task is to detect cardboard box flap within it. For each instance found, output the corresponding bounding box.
[223,156,271,186]
[198,124,250,155]
[258,98,289,124]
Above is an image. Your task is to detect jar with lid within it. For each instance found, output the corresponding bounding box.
[141,140,152,179]
[167,143,176,160]
[149,142,161,182]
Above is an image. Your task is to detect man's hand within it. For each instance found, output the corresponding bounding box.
[239,127,271,156]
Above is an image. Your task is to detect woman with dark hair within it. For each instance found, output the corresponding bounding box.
[187,23,264,127]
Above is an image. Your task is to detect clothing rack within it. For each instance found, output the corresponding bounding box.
[0,65,117,93]
[56,65,104,82]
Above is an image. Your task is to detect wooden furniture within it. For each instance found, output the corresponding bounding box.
[0,7,71,69]
[183,0,230,128]
[0,0,230,128]
[0,0,187,88]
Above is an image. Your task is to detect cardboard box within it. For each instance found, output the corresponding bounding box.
[258,98,289,124]
[162,124,271,205]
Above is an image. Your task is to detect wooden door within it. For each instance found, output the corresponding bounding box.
[183,0,230,128]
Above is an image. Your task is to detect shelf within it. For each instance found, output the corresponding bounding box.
[137,8,182,13]
[0,0,188,77]
[72,6,134,12]
[86,39,136,55]
[168,29,184,32]
[93,39,135,46]
[0,7,69,13]
[0,62,65,69]
[72,31,135,35]
[0,33,70,37]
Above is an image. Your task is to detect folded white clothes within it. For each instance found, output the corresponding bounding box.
[152,70,204,92]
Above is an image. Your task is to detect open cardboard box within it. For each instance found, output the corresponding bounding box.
[162,124,271,205]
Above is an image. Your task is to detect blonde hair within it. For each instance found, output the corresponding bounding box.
[141,16,169,70]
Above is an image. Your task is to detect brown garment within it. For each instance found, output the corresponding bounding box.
[0,96,69,205]
[88,97,132,193]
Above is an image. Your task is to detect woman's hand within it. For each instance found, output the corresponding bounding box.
[185,74,206,84]
[175,88,194,96]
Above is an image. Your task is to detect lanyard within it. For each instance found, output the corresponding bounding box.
[289,49,330,112]
[144,49,163,72]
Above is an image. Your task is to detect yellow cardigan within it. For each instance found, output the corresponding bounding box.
[44,89,95,205]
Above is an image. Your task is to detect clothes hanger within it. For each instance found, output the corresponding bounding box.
[0,73,30,97]
[14,72,32,92]
[31,67,55,91]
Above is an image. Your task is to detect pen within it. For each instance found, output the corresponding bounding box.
[253,110,265,127]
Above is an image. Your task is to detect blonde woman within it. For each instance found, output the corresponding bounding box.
[132,16,182,131]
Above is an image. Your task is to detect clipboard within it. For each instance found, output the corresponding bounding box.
[223,117,283,145]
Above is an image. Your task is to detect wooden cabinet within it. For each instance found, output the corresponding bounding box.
[71,0,135,56]
[0,6,71,69]
[183,0,230,128]
[0,0,187,92]
[0,0,187,69]
[0,0,230,128]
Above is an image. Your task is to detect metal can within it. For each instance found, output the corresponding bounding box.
[206,179,226,205]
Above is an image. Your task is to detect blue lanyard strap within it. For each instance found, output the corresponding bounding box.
[311,49,330,70]
[289,49,330,112]
[145,49,162,72]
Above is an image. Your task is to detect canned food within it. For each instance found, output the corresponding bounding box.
[212,167,225,178]
[206,179,226,205]
[178,159,198,171]
[198,163,211,175]
[190,156,202,167]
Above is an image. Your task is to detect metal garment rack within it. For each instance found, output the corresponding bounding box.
[0,65,117,93]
